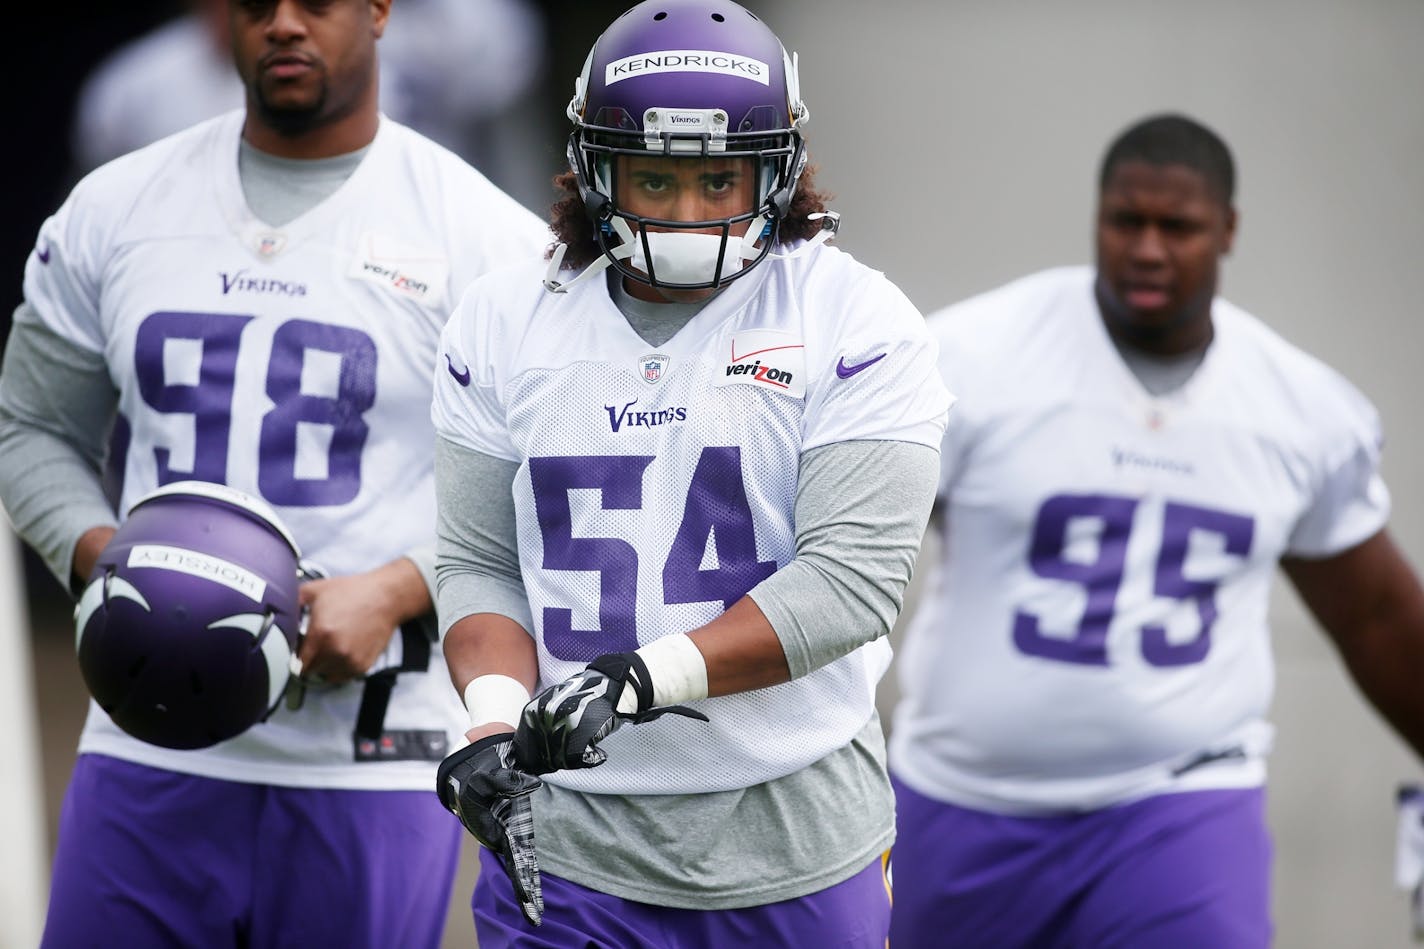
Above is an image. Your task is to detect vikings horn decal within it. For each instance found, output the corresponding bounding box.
[74,575,150,652]
[207,612,297,713]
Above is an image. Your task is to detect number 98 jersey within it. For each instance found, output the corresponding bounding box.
[23,111,549,789]
[890,267,1389,814]
[434,249,951,796]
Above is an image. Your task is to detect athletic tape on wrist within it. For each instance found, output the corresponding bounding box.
[629,633,709,710]
[463,674,531,729]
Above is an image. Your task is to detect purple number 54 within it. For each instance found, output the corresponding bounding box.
[529,447,778,662]
[1012,493,1254,667]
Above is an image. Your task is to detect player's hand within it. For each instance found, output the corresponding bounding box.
[513,651,709,775]
[436,732,544,926]
[296,571,403,684]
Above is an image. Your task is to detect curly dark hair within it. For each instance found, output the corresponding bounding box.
[545,161,834,267]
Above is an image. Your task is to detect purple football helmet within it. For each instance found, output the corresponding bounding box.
[74,481,304,750]
[563,0,810,291]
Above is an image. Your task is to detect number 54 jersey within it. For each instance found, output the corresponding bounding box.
[434,248,951,796]
[890,266,1389,814]
[23,111,549,789]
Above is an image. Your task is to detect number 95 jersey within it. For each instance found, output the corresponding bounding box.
[434,248,950,796]
[23,111,549,789]
[890,266,1389,814]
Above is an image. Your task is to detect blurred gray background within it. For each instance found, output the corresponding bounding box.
[7,1,1424,947]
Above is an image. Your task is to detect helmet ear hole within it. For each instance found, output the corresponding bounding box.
[75,481,304,750]
[583,191,611,224]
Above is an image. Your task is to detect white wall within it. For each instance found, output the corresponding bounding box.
[1,517,48,949]
[761,1,1424,945]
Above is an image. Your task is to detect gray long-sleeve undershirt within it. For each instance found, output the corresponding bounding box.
[0,305,121,590]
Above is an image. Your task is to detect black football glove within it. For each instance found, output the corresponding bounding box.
[436,733,544,926]
[513,650,709,775]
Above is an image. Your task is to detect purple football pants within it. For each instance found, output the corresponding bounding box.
[41,754,461,949]
[889,774,1272,948]
[472,847,892,948]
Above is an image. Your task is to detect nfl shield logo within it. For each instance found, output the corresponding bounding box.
[640,353,670,384]
[255,232,286,258]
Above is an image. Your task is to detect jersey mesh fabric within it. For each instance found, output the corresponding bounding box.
[505,359,883,795]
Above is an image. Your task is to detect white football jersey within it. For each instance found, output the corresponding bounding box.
[434,248,950,795]
[24,111,549,790]
[891,266,1389,814]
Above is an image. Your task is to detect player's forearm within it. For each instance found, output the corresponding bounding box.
[445,614,539,691]
[72,525,117,581]
[1336,608,1424,760]
[1287,532,1424,760]
[366,555,434,627]
[686,596,791,696]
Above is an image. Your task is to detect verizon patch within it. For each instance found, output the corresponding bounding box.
[349,232,449,307]
[715,329,806,398]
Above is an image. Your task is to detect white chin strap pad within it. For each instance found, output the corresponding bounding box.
[630,232,746,286]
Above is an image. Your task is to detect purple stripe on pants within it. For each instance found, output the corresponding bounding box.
[42,754,461,949]
[472,847,891,948]
[889,773,1272,949]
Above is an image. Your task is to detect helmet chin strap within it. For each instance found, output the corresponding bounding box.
[543,216,638,293]
[543,210,841,294]
[739,210,840,262]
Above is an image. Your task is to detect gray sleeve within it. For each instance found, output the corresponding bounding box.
[748,439,939,679]
[0,302,120,590]
[434,435,533,639]
[397,544,440,642]
[401,544,437,599]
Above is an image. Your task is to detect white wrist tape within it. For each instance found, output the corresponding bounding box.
[618,633,709,713]
[462,674,531,730]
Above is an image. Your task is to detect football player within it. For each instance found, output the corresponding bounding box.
[430,0,952,944]
[888,113,1424,947]
[0,1,548,946]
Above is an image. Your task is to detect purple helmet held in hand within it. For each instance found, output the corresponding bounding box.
[554,0,816,293]
[74,481,304,750]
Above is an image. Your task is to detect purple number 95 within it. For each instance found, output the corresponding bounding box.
[1012,493,1254,667]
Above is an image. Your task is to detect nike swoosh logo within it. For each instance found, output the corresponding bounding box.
[835,353,886,379]
[445,353,471,387]
[36,243,51,264]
